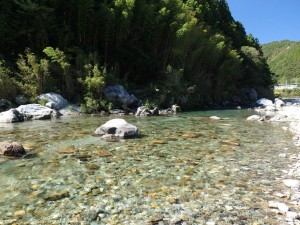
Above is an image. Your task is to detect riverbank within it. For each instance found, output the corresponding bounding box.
[251,98,300,224]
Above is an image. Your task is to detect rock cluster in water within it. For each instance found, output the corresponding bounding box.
[135,105,180,116]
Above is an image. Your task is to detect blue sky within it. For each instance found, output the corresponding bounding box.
[226,0,300,44]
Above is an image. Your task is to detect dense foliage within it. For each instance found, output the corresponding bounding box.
[262,40,300,84]
[0,0,274,110]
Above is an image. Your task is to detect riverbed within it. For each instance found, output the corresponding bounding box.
[0,110,297,224]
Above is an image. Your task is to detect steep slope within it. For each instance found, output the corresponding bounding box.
[262,40,300,84]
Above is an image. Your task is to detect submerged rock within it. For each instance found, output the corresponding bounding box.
[219,141,240,146]
[95,119,138,139]
[0,141,27,157]
[44,190,70,201]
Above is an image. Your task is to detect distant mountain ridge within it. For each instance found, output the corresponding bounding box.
[262,40,300,84]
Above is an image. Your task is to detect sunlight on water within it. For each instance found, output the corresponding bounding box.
[0,110,296,224]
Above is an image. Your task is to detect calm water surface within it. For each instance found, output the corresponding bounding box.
[0,110,297,224]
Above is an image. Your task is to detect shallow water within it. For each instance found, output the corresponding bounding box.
[0,110,297,224]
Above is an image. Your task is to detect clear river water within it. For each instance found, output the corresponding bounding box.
[0,110,297,224]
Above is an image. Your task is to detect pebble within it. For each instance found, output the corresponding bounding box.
[209,116,221,120]
[225,205,233,211]
[14,210,26,217]
[26,206,36,213]
[279,153,287,158]
[287,211,298,219]
[278,203,289,213]
[284,179,300,189]
[44,189,70,201]
[206,222,216,225]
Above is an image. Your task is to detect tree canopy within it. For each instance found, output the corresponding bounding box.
[0,0,274,110]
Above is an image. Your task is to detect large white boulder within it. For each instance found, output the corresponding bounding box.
[17,104,57,120]
[95,119,138,139]
[0,109,24,123]
[256,98,273,107]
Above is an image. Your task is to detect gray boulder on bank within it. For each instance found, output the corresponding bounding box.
[0,109,24,123]
[38,93,68,110]
[0,141,27,157]
[104,85,140,107]
[95,119,138,139]
[17,104,58,120]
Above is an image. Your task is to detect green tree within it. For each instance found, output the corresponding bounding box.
[79,64,107,113]
[17,49,50,99]
[43,47,74,99]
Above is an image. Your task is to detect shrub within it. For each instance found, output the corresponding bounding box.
[17,49,50,100]
[0,60,20,101]
[79,64,107,113]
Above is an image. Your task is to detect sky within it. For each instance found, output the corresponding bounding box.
[226,0,300,44]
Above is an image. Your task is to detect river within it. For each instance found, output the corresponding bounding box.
[0,110,296,224]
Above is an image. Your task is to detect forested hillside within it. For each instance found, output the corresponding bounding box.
[262,40,300,84]
[0,0,274,111]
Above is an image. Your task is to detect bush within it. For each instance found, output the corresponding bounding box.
[80,97,109,113]
[17,49,51,100]
[0,60,20,101]
[158,65,191,107]
[79,64,107,113]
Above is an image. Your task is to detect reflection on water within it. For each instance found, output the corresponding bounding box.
[0,110,296,224]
